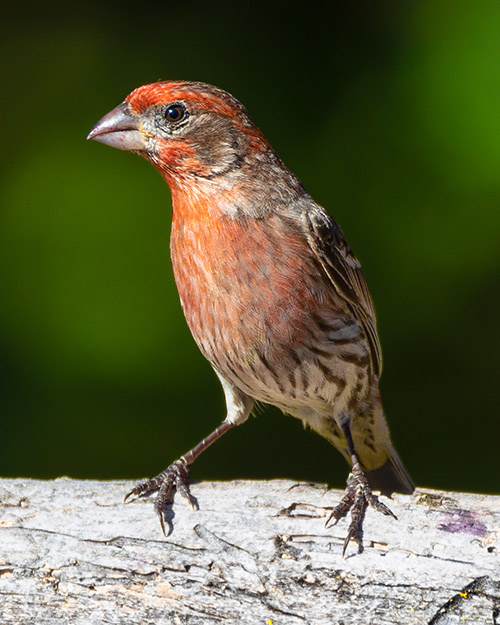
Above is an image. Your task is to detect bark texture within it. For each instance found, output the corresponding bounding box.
[0,478,498,624]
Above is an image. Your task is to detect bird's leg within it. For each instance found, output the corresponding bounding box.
[126,374,253,536]
[326,421,396,557]
[125,421,235,535]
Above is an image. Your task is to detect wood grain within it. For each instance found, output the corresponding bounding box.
[1,478,498,624]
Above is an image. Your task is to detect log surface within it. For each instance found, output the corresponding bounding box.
[0,478,499,624]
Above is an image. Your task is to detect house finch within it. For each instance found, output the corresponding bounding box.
[88,81,414,555]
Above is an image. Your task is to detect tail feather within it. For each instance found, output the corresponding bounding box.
[365,446,415,496]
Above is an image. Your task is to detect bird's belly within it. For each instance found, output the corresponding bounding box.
[225,343,370,418]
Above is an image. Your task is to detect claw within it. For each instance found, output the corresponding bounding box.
[178,482,199,510]
[342,526,357,558]
[326,463,397,557]
[155,502,167,536]
[124,488,139,504]
[126,459,197,536]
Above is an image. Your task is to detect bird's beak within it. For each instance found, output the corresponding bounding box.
[87,102,146,151]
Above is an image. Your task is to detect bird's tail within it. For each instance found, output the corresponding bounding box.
[365,445,415,495]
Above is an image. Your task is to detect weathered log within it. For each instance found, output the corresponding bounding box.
[0,478,498,624]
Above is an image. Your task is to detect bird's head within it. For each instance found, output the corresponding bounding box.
[87,81,271,186]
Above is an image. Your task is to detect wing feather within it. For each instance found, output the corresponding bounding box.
[302,204,383,377]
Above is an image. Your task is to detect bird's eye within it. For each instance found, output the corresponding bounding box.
[164,104,187,123]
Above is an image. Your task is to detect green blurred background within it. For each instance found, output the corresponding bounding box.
[2,1,499,494]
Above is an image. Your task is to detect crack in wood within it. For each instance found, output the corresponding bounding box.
[428,576,500,625]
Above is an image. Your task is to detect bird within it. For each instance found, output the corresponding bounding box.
[87,80,414,555]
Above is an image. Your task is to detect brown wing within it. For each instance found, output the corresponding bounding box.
[303,203,383,377]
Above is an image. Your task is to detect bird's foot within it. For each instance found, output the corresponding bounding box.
[124,459,198,536]
[325,462,397,557]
